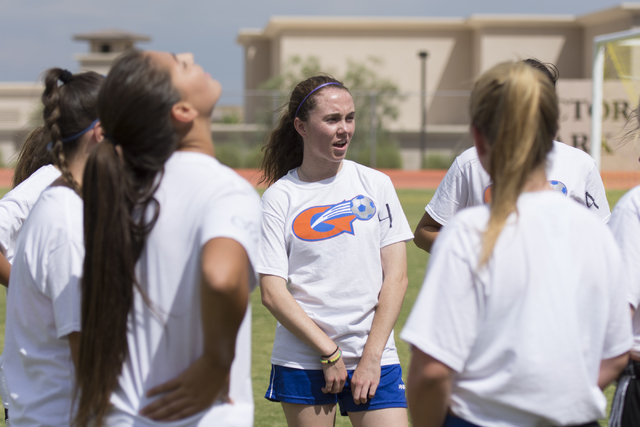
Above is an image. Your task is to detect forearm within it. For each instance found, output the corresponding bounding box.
[407,349,453,427]
[0,252,10,287]
[361,242,408,361]
[261,275,337,356]
[407,376,450,427]
[599,352,629,389]
[362,280,407,361]
[414,212,442,253]
[201,277,248,369]
[201,238,250,369]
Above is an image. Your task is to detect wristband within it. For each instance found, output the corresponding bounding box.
[320,348,342,364]
[321,345,340,360]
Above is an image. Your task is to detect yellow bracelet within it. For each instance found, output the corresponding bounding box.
[320,348,342,364]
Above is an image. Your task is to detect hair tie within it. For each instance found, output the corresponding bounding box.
[59,69,73,84]
[295,82,342,119]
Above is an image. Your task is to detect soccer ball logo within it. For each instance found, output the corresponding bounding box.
[549,180,568,196]
[350,195,376,220]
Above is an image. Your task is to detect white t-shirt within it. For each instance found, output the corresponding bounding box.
[402,191,632,427]
[0,164,61,262]
[0,164,61,411]
[107,152,261,427]
[607,185,640,358]
[257,160,414,370]
[4,185,84,427]
[426,141,611,225]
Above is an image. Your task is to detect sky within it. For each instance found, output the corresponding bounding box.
[0,0,626,104]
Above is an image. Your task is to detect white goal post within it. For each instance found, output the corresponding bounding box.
[591,27,640,170]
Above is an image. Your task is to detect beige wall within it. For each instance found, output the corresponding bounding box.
[477,27,583,78]
[278,29,472,131]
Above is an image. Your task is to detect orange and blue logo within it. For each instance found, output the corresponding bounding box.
[292,195,377,242]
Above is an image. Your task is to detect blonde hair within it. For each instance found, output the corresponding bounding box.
[470,62,558,265]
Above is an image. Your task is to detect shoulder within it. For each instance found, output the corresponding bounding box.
[2,165,60,204]
[612,186,640,216]
[33,185,82,219]
[549,141,596,167]
[456,147,480,165]
[349,160,390,181]
[444,147,483,180]
[165,151,256,196]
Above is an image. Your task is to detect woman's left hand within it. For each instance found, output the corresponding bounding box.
[139,356,232,421]
[350,353,381,404]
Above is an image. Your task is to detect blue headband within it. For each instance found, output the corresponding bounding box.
[295,82,342,118]
[47,118,99,152]
[61,118,99,143]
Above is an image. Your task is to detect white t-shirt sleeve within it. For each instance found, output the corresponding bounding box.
[0,195,27,256]
[608,201,640,308]
[377,177,413,248]
[584,162,611,223]
[200,188,262,287]
[256,194,289,280]
[43,241,83,338]
[425,159,469,226]
[401,221,483,372]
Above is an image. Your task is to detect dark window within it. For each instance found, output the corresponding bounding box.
[101,44,111,53]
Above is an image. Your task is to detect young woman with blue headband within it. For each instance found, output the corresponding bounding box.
[258,75,413,426]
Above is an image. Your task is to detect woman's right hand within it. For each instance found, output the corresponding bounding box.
[321,357,348,394]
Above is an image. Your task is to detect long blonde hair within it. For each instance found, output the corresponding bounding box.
[470,62,558,265]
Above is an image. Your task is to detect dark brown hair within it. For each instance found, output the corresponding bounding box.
[12,125,52,188]
[523,58,559,88]
[75,50,180,427]
[259,75,349,185]
[42,69,104,193]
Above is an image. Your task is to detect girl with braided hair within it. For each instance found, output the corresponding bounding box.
[3,67,103,427]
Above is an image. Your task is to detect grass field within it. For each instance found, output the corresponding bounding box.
[0,188,629,427]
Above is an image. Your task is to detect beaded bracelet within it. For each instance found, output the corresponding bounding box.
[321,345,340,360]
[320,348,342,364]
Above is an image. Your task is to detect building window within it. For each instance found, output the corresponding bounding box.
[101,44,111,53]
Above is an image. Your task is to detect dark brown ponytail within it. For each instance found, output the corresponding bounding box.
[12,125,52,188]
[41,68,104,193]
[260,75,349,186]
[75,50,180,427]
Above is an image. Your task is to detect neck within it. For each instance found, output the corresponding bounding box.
[65,140,95,187]
[177,116,215,157]
[298,159,343,183]
[521,164,549,193]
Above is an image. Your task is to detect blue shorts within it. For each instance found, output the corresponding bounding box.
[265,363,407,416]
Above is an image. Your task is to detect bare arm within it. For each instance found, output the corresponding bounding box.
[599,352,629,389]
[261,274,347,393]
[141,237,250,420]
[413,212,443,253]
[407,348,454,427]
[351,241,408,404]
[0,252,10,287]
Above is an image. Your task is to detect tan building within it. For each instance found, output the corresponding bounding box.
[237,3,640,170]
[0,30,149,166]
